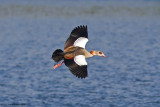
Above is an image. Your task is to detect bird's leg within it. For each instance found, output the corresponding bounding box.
[53,61,64,69]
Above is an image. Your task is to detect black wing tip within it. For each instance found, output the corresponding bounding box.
[75,25,87,29]
[75,74,88,79]
[75,71,88,79]
[77,75,88,79]
[71,25,88,34]
[69,67,88,79]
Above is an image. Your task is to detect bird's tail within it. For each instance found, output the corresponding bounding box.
[52,49,65,62]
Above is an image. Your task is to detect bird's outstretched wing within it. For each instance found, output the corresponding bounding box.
[64,55,88,79]
[64,25,88,51]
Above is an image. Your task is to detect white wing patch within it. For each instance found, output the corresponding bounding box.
[74,37,88,48]
[74,55,87,66]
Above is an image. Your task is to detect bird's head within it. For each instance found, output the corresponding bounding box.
[90,51,106,57]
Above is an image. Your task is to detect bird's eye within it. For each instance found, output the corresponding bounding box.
[99,52,102,54]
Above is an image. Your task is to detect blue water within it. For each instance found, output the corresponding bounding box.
[0,1,160,107]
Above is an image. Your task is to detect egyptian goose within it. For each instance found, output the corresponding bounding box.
[52,25,106,79]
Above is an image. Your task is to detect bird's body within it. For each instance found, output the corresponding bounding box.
[52,25,106,79]
[64,47,93,59]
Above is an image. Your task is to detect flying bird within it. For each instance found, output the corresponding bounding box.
[52,25,106,79]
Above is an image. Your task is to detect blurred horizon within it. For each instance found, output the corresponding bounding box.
[0,0,160,19]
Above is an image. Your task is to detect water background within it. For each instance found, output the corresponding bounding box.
[0,0,160,107]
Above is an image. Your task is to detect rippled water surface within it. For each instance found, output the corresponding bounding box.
[0,0,160,107]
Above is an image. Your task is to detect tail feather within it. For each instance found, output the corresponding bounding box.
[52,49,65,62]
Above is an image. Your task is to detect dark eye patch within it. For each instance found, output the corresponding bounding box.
[99,52,102,54]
